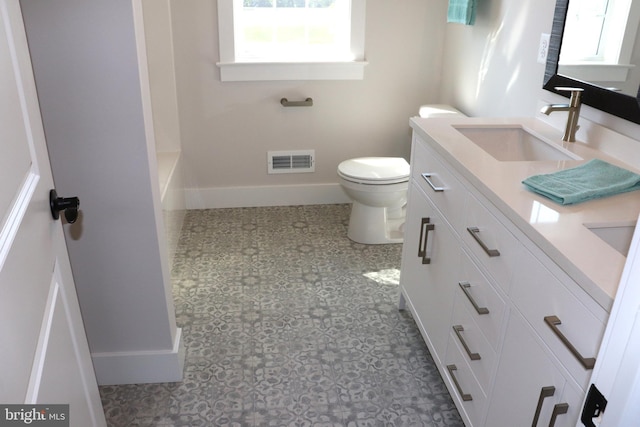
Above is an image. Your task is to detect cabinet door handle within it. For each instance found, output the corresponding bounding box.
[467,227,501,257]
[544,316,596,369]
[421,173,445,192]
[446,364,472,401]
[532,386,555,427]
[453,325,481,360]
[458,282,490,315]
[418,217,435,264]
[548,403,569,427]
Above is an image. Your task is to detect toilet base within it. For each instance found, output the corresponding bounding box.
[346,202,405,244]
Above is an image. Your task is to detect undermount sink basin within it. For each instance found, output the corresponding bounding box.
[586,223,636,257]
[454,125,582,162]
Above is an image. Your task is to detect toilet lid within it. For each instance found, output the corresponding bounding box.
[338,157,410,184]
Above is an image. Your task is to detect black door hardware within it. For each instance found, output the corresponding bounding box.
[50,189,80,224]
[581,384,607,427]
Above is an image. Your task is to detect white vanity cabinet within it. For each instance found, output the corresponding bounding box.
[400,130,608,427]
[401,181,460,362]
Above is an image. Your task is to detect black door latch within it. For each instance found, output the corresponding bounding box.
[581,384,607,427]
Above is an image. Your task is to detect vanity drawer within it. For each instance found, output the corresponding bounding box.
[444,331,488,427]
[458,249,506,350]
[451,293,497,393]
[462,193,524,294]
[511,251,605,389]
[411,136,467,232]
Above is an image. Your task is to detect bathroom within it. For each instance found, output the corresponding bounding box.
[13,0,640,425]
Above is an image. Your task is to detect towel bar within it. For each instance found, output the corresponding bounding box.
[281,97,313,107]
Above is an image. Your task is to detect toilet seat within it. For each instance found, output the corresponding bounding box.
[337,157,410,185]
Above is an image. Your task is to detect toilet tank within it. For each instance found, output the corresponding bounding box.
[418,104,466,118]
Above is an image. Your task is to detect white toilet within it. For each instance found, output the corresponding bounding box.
[338,104,465,244]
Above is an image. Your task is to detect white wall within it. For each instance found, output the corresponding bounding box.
[439,0,640,140]
[169,0,449,207]
[170,0,640,209]
[440,0,556,117]
[141,0,182,153]
[141,0,186,267]
[21,0,183,385]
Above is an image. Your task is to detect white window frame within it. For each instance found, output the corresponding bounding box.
[558,0,640,83]
[216,0,367,82]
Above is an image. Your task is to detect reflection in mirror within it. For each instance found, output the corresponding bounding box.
[544,0,640,124]
[560,0,640,97]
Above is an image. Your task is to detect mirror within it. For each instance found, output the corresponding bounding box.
[544,0,640,124]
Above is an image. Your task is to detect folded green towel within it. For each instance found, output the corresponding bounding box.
[522,159,640,205]
[447,0,476,25]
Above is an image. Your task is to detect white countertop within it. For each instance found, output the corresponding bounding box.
[410,116,640,312]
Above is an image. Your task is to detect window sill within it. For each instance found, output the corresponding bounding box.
[558,63,635,83]
[216,61,368,82]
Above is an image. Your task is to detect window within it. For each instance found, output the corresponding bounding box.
[561,0,610,62]
[558,0,640,83]
[217,0,367,81]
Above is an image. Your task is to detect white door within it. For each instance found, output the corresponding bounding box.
[0,1,106,425]
[587,215,640,426]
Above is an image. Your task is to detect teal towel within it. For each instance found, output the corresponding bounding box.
[447,0,476,25]
[522,159,640,205]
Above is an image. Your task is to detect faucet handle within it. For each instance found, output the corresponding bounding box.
[554,87,584,93]
[555,87,583,106]
[554,86,583,97]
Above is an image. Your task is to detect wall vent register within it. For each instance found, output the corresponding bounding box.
[267,150,315,174]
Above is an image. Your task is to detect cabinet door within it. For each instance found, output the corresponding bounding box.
[511,250,604,389]
[400,182,459,361]
[486,311,579,427]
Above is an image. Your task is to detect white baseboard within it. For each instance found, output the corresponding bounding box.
[185,183,351,209]
[92,328,185,385]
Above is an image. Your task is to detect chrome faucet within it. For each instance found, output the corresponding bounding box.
[541,87,584,142]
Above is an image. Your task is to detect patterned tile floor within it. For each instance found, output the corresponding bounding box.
[99,205,464,426]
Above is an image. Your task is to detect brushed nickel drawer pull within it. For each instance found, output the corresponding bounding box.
[446,364,472,401]
[421,173,445,192]
[280,97,313,107]
[544,315,596,369]
[418,217,435,264]
[459,282,490,315]
[453,325,481,360]
[532,386,555,426]
[548,403,569,427]
[467,227,501,257]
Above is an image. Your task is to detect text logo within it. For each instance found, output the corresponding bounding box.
[0,405,68,426]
